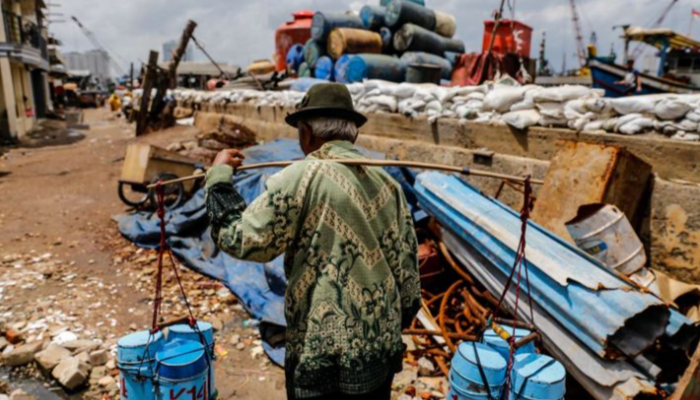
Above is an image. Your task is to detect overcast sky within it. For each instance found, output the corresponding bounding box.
[49,0,691,76]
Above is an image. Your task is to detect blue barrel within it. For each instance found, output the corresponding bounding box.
[385,0,436,31]
[347,54,406,83]
[394,23,465,55]
[509,353,566,400]
[304,39,325,69]
[285,44,305,73]
[155,340,208,400]
[314,56,334,80]
[449,342,507,400]
[400,52,453,80]
[445,51,461,66]
[360,6,387,31]
[298,62,311,78]
[381,0,425,6]
[290,77,328,92]
[311,12,364,41]
[118,330,166,400]
[334,55,355,84]
[167,323,215,400]
[483,324,537,362]
[380,27,394,52]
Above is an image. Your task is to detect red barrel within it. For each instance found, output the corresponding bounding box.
[482,20,532,58]
[275,11,314,72]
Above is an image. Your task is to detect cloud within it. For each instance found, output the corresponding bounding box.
[51,0,688,76]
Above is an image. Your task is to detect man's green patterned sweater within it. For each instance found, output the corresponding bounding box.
[205,141,421,398]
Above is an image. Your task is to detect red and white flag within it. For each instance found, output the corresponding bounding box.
[693,9,700,18]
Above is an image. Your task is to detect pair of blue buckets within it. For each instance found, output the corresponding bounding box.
[117,322,216,400]
[448,326,566,400]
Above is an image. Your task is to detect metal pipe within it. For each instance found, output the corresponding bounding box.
[147,159,543,189]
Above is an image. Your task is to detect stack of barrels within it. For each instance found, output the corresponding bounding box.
[286,0,464,85]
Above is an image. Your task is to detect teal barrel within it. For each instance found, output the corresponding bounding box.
[298,62,312,78]
[117,330,166,400]
[360,6,386,31]
[385,0,436,32]
[167,322,216,400]
[314,56,334,80]
[285,44,306,73]
[394,23,465,56]
[380,27,394,52]
[311,12,364,41]
[449,341,507,400]
[304,39,325,69]
[483,324,537,362]
[381,0,425,6]
[155,340,209,400]
[400,52,453,80]
[347,54,406,83]
[509,353,566,400]
[334,55,356,84]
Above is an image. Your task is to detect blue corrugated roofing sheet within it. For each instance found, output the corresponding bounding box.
[414,172,699,400]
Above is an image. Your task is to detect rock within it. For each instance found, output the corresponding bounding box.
[417,357,435,376]
[98,376,115,388]
[89,349,108,366]
[394,368,418,389]
[63,339,100,354]
[52,331,77,345]
[8,390,35,400]
[52,357,91,390]
[35,343,71,371]
[210,318,223,332]
[418,377,446,393]
[2,341,43,366]
[0,338,8,351]
[5,329,23,344]
[235,343,245,351]
[75,351,90,365]
[105,359,116,370]
[229,334,240,346]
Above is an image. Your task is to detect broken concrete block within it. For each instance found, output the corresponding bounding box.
[75,351,90,365]
[417,357,435,376]
[2,341,43,367]
[0,338,8,352]
[63,340,100,354]
[35,343,71,372]
[8,390,35,400]
[52,357,91,390]
[88,349,108,366]
[98,376,115,388]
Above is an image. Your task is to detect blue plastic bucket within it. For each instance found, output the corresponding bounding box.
[155,339,209,400]
[167,323,216,400]
[334,55,355,84]
[483,324,536,362]
[449,342,507,399]
[285,44,305,73]
[347,54,406,83]
[314,56,334,80]
[509,353,566,400]
[117,330,166,400]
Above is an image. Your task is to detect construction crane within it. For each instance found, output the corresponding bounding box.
[630,0,679,60]
[70,16,125,76]
[568,0,587,69]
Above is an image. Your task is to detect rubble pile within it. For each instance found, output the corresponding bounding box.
[162,81,700,142]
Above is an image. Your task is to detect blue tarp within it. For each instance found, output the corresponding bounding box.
[115,139,420,366]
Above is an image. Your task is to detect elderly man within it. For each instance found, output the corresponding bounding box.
[205,83,421,400]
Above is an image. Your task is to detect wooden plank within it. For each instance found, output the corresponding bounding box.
[136,51,159,136]
[671,342,700,400]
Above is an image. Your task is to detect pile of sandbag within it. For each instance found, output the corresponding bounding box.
[144,81,700,142]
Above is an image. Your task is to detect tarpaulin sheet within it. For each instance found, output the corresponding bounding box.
[114,138,420,366]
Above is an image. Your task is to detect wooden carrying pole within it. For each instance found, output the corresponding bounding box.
[147,159,544,189]
[135,51,159,136]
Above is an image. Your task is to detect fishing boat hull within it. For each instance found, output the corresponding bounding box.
[589,58,699,98]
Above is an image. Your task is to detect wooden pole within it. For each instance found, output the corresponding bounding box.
[146,159,544,189]
[135,50,159,136]
[129,62,134,90]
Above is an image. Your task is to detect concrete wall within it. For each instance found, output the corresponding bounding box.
[185,102,700,283]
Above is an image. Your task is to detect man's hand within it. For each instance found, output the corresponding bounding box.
[213,149,246,169]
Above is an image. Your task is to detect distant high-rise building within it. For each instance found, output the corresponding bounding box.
[162,40,195,62]
[64,49,111,82]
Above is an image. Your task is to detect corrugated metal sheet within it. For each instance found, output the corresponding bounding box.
[414,172,699,400]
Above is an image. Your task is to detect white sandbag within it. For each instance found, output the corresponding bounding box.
[655,99,692,120]
[537,102,565,119]
[675,119,699,132]
[367,95,398,112]
[425,100,442,113]
[672,131,700,141]
[502,110,541,130]
[610,96,658,115]
[532,85,595,103]
[686,110,700,122]
[483,86,528,113]
[538,117,569,127]
[583,120,605,132]
[618,117,655,135]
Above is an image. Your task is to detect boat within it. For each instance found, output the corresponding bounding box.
[589,26,700,97]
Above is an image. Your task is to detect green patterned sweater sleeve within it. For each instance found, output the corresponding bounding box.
[397,192,422,329]
[205,164,304,263]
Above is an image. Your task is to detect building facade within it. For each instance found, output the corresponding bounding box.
[0,0,51,141]
[64,49,110,83]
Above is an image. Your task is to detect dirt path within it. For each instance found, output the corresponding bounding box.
[0,108,285,400]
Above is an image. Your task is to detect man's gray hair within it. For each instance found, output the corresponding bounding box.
[301,117,358,142]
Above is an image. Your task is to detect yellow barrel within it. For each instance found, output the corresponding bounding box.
[327,28,383,60]
[434,11,456,38]
[246,59,275,75]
